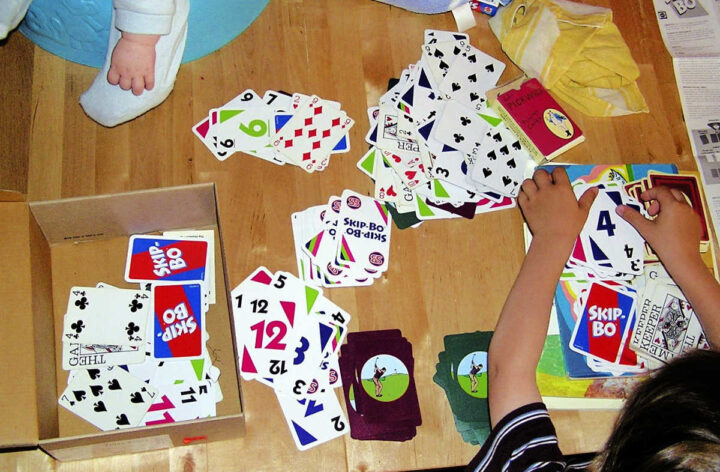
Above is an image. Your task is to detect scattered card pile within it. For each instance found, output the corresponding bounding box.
[357,29,535,228]
[291,190,392,287]
[339,330,422,441]
[551,169,712,378]
[193,89,353,172]
[231,267,352,450]
[433,331,492,445]
[58,231,222,431]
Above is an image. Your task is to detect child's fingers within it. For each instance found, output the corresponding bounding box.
[145,73,155,91]
[639,186,685,205]
[616,204,653,238]
[578,186,598,212]
[520,177,538,197]
[131,77,145,96]
[533,169,552,188]
[107,67,120,86]
[550,166,570,187]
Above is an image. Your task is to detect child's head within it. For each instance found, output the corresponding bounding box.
[591,349,720,471]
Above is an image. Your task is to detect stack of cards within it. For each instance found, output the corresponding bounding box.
[548,167,712,378]
[433,331,492,445]
[231,267,352,450]
[339,330,422,441]
[58,231,223,431]
[565,181,647,280]
[630,265,710,365]
[357,29,535,228]
[291,190,392,288]
[192,89,353,172]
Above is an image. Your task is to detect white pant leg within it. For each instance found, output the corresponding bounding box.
[79,0,189,127]
[0,0,32,39]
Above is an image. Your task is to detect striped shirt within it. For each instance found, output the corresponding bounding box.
[466,403,594,472]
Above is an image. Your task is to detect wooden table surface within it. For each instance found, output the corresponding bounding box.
[0,0,698,470]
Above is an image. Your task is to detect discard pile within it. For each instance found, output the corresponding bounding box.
[193,89,353,172]
[58,232,222,430]
[358,29,535,227]
[231,267,352,450]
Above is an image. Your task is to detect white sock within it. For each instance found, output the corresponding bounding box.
[0,0,32,39]
[79,0,189,128]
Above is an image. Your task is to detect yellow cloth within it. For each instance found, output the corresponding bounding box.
[489,0,649,117]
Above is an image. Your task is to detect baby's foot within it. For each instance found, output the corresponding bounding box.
[107,32,160,96]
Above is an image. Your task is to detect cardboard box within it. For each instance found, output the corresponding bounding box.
[0,184,244,461]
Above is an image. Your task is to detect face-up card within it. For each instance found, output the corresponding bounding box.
[125,235,208,284]
[143,380,217,425]
[424,29,469,45]
[62,343,145,371]
[275,389,349,450]
[470,123,531,197]
[439,41,505,110]
[272,95,353,172]
[63,287,150,346]
[432,100,489,157]
[58,367,158,431]
[212,106,283,164]
[421,40,465,85]
[152,283,205,360]
[192,89,263,160]
[579,188,644,275]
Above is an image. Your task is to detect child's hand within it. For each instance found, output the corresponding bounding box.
[518,167,597,246]
[107,32,160,96]
[616,186,703,273]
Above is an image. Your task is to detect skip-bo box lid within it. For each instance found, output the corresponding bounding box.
[0,184,244,460]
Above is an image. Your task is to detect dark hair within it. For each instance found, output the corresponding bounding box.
[591,349,720,471]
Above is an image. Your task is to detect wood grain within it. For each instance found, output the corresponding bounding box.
[0,0,699,470]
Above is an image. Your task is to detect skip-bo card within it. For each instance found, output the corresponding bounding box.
[570,282,636,364]
[125,235,208,283]
[152,283,205,359]
[335,190,392,273]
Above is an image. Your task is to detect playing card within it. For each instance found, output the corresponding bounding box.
[125,235,208,284]
[63,286,150,346]
[152,283,205,360]
[58,366,158,431]
[275,389,349,450]
[439,40,505,110]
[335,190,392,273]
[272,95,353,172]
[569,282,636,364]
[62,342,145,371]
[143,380,217,425]
[432,100,489,157]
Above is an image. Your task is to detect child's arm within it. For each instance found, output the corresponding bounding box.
[488,168,596,427]
[617,186,720,349]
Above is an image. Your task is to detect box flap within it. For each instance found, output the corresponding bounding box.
[0,202,39,447]
[29,183,218,245]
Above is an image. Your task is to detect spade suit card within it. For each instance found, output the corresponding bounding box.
[58,366,158,431]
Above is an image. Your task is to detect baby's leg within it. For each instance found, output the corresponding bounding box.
[0,0,32,39]
[79,0,189,127]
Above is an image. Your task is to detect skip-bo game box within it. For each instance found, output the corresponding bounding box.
[0,184,244,461]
